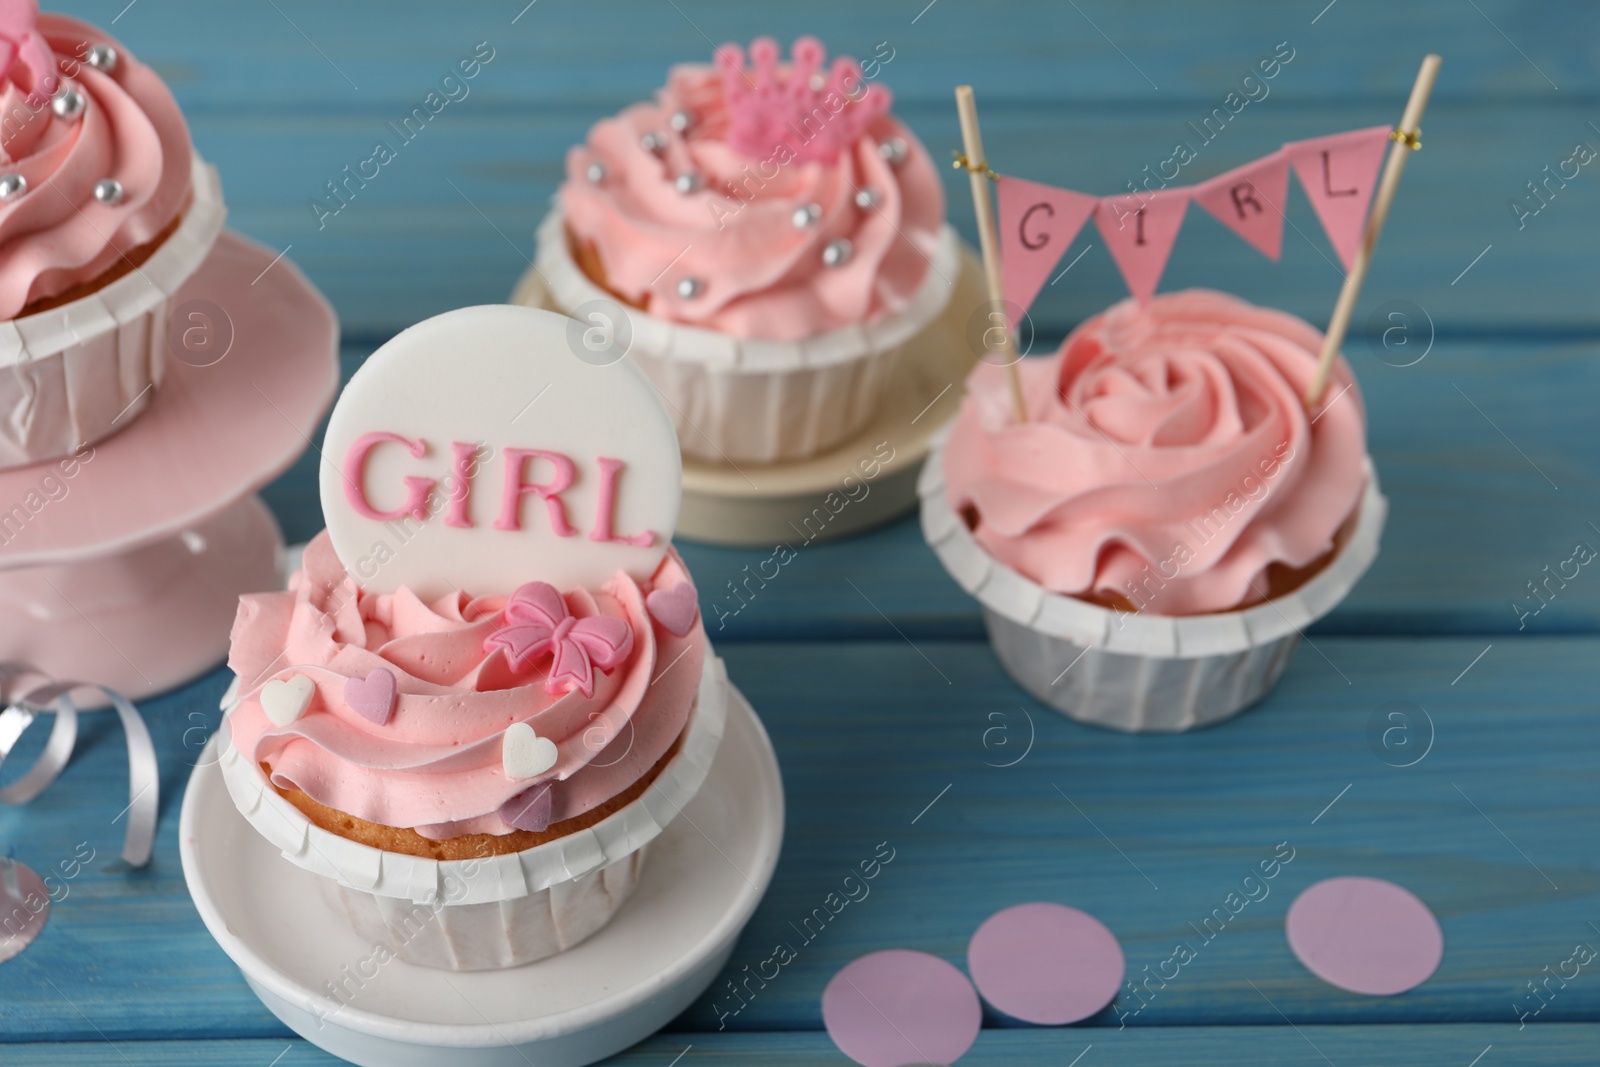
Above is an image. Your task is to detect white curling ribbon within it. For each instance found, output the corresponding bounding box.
[0,662,160,867]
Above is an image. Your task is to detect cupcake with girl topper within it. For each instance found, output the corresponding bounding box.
[516,37,984,545]
[922,67,1436,732]
[213,305,769,972]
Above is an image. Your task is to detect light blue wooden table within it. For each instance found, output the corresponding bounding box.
[1,1,1597,1063]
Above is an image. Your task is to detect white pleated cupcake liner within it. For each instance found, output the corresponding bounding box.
[321,847,647,972]
[919,431,1387,732]
[0,156,225,469]
[531,207,959,465]
[219,653,730,970]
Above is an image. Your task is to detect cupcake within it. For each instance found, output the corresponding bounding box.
[921,290,1386,732]
[218,305,730,970]
[528,36,956,464]
[0,2,224,467]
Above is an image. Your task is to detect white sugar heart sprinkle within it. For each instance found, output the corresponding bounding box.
[261,675,315,726]
[502,722,559,780]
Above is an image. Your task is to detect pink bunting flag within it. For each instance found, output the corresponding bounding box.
[1093,188,1190,306]
[1193,150,1291,261]
[996,175,1097,325]
[1286,125,1391,270]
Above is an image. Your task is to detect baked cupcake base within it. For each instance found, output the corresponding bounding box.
[219,654,731,970]
[269,734,683,861]
[920,432,1387,732]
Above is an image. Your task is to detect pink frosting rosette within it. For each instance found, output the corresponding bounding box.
[0,5,193,319]
[225,533,706,841]
[943,289,1368,616]
[560,36,944,340]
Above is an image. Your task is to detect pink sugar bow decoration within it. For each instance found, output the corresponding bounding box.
[717,36,890,166]
[484,582,635,697]
[0,0,57,107]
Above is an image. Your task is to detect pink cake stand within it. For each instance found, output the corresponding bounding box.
[0,232,339,702]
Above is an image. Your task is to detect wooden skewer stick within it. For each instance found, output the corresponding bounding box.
[1305,54,1442,409]
[954,85,1027,423]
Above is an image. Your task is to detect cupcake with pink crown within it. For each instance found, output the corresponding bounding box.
[0,0,224,467]
[525,36,956,464]
[218,305,736,970]
[920,289,1386,732]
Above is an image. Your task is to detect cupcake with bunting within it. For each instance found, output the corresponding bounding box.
[920,289,1385,731]
[218,305,733,970]
[523,36,956,465]
[920,93,1420,731]
[0,0,224,467]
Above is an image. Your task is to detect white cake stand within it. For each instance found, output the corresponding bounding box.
[512,247,986,547]
[180,683,784,1067]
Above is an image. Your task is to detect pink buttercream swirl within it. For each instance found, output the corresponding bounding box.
[0,7,193,319]
[225,533,706,840]
[943,290,1368,616]
[560,38,944,340]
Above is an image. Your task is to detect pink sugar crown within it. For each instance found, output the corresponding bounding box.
[716,36,891,166]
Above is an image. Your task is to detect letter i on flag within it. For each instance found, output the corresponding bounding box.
[995,176,1097,327]
[1093,188,1189,306]
[1285,125,1392,270]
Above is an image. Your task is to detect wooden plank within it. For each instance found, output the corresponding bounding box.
[3,1026,1595,1065]
[58,0,1572,337]
[263,334,1600,639]
[186,99,1600,337]
[784,335,1597,639]
[0,638,1592,1040]
[84,0,1595,110]
[682,638,1600,1031]
[264,333,1600,641]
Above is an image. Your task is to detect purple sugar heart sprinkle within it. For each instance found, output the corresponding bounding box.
[500,783,554,832]
[344,667,397,726]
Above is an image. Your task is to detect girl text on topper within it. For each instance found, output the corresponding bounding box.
[319,305,681,599]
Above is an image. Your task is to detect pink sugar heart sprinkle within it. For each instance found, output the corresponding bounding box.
[646,581,699,637]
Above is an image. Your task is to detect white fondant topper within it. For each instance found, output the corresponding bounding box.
[319,305,681,598]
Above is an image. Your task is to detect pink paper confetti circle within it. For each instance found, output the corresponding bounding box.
[1286,876,1443,996]
[822,949,982,1067]
[967,902,1125,1024]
